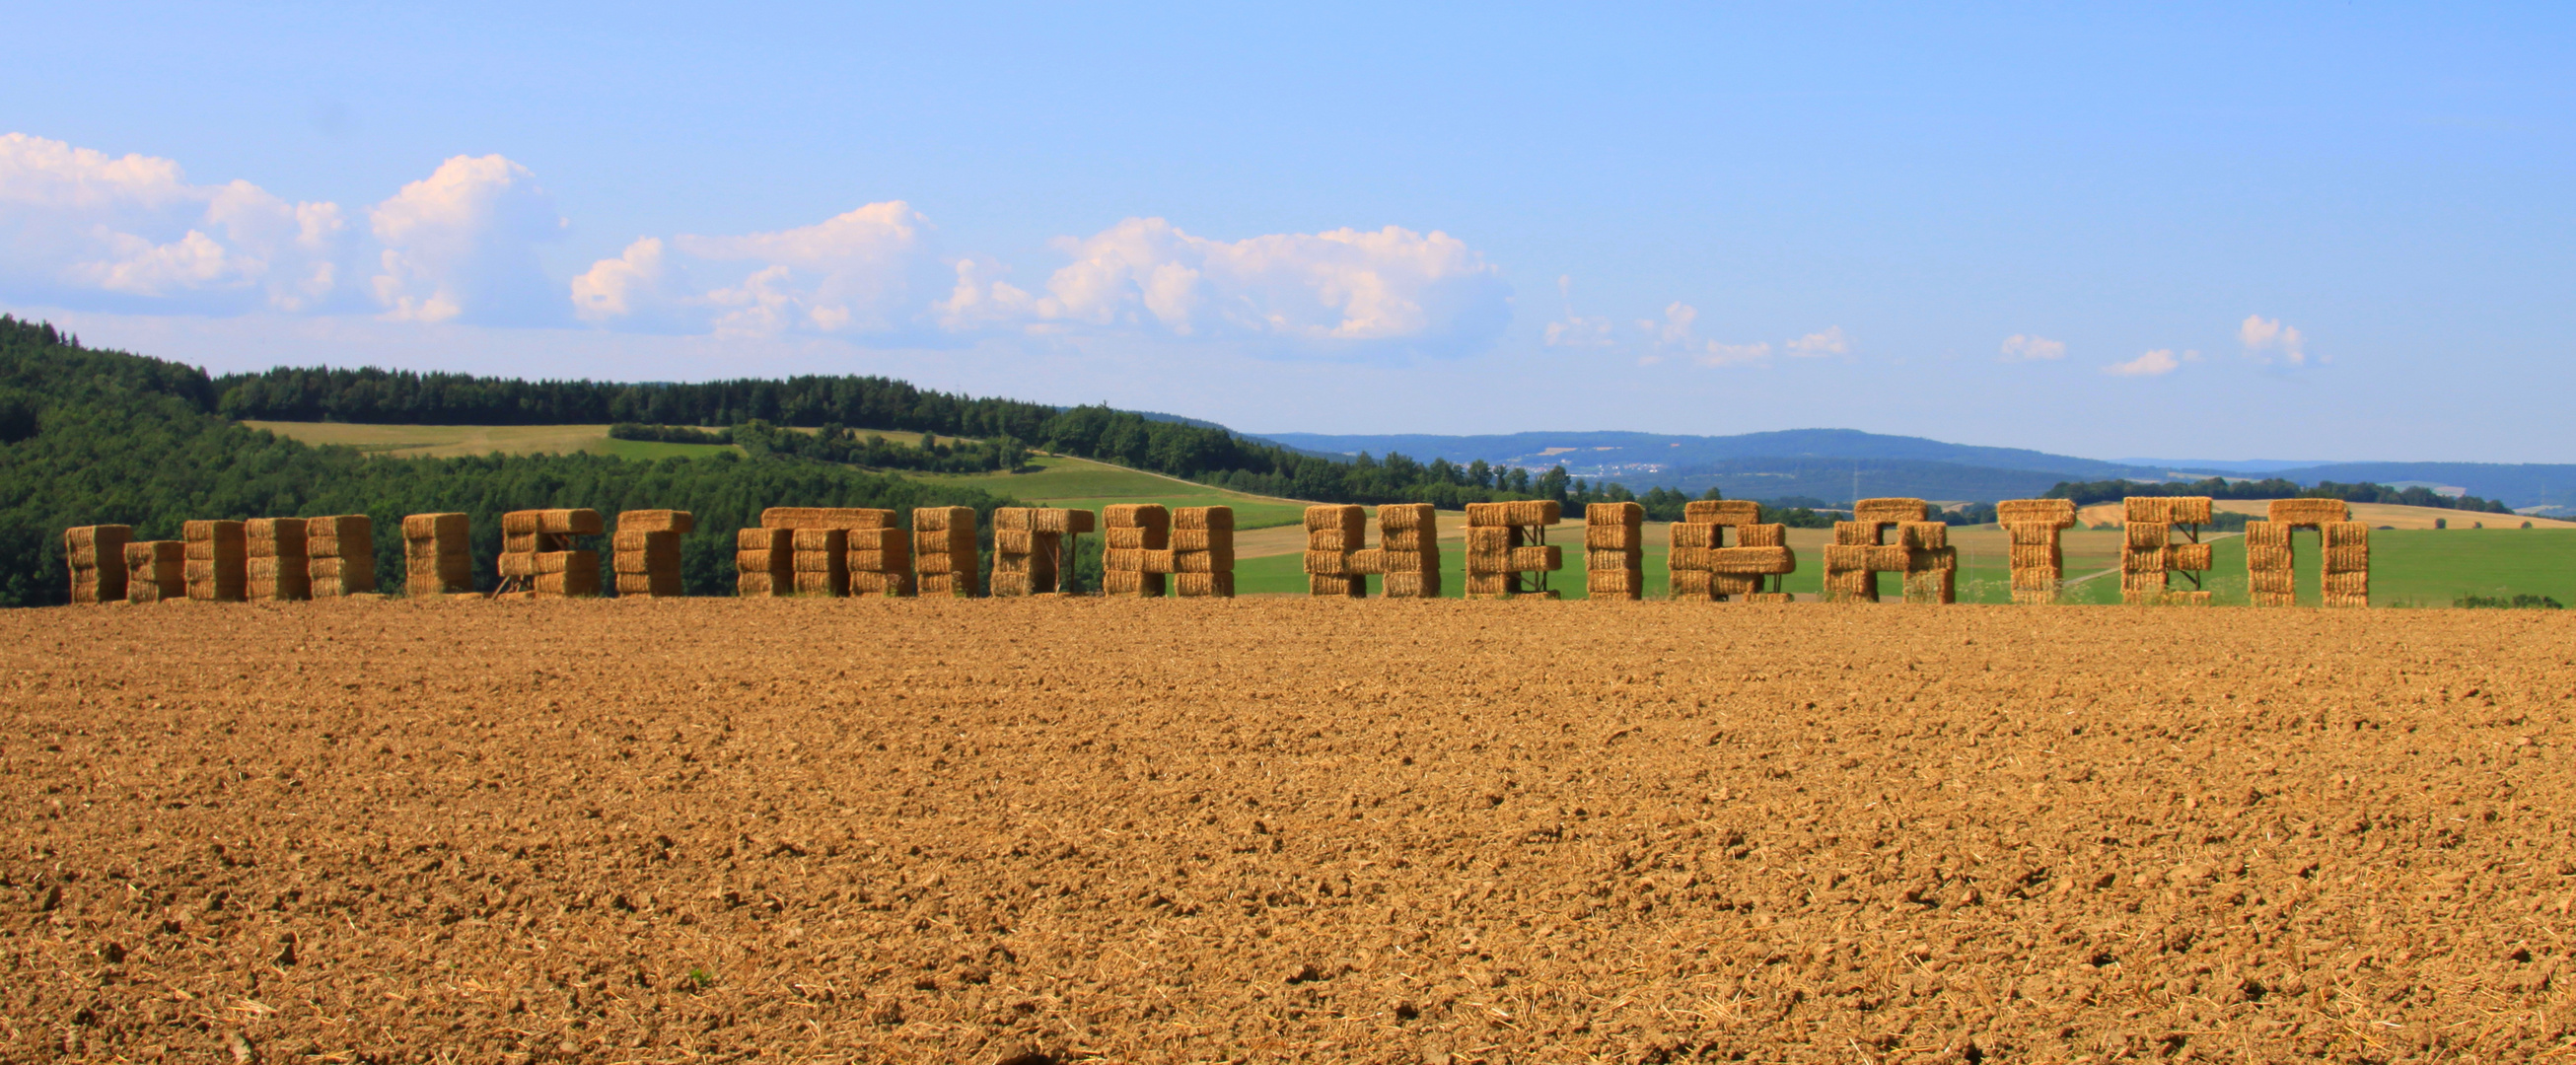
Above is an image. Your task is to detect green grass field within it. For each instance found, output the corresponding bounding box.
[245,421,741,461]
[908,455,1312,530]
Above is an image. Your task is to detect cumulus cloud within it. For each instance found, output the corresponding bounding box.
[936,218,1510,357]
[1542,274,1615,349]
[2103,348,2199,377]
[1999,333,2065,361]
[1786,326,1850,357]
[1633,302,1771,367]
[2239,315,2311,365]
[0,132,348,312]
[573,202,944,337]
[369,155,565,324]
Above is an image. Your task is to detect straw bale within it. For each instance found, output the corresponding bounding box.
[991,551,1038,576]
[123,541,182,602]
[845,549,908,575]
[1669,523,1720,550]
[790,551,847,577]
[1506,545,1561,571]
[2160,496,2211,525]
[407,551,472,596]
[2007,543,2063,571]
[1737,524,1786,548]
[993,507,1034,532]
[1379,528,1432,552]
[1506,500,1561,527]
[791,571,846,597]
[309,556,378,596]
[500,511,541,535]
[616,573,684,598]
[2324,548,2369,575]
[2003,521,2060,546]
[2323,521,2369,548]
[912,506,975,532]
[1105,548,1146,574]
[762,507,893,531]
[1140,549,1179,575]
[1099,571,1152,597]
[1902,566,1956,604]
[1067,509,1097,534]
[2120,570,2169,593]
[920,572,979,598]
[1708,546,1795,575]
[2011,588,2059,605]
[1821,544,1872,573]
[2248,568,2294,596]
[987,571,1038,598]
[1905,545,1957,574]
[184,520,246,544]
[1108,504,1173,531]
[1587,501,1644,528]
[2243,520,2289,549]
[1585,525,1643,550]
[612,530,678,553]
[1175,506,1234,532]
[994,530,1040,555]
[1994,499,2077,527]
[1719,575,1771,600]
[1173,548,1232,573]
[1345,548,1386,576]
[502,532,541,555]
[1899,522,1948,551]
[1854,498,1927,524]
[915,527,976,552]
[2121,546,2168,574]
[1028,508,1076,533]
[734,548,786,575]
[1299,549,1358,577]
[1744,592,1794,604]
[913,549,966,575]
[738,528,793,552]
[612,548,678,575]
[1822,566,1878,602]
[1462,502,1513,528]
[1668,546,1711,572]
[537,509,604,535]
[1585,549,1641,572]
[1379,503,1436,531]
[2325,569,2369,600]
[1466,527,1515,553]
[849,571,916,597]
[834,528,897,552]
[2168,542,2213,572]
[791,529,848,553]
[404,513,469,541]
[1463,573,1513,598]
[1682,500,1761,526]
[2010,566,2061,591]
[1171,529,1233,552]
[535,569,601,598]
[2244,543,2292,572]
[1377,548,1433,574]
[305,515,373,558]
[1306,574,1363,598]
[2123,497,2172,525]
[1382,571,1440,599]
[2125,522,2168,549]
[1109,528,1164,550]
[64,525,132,559]
[1832,521,1882,547]
[1175,572,1235,598]
[2267,498,2350,527]
[1670,570,1716,599]
[1587,570,1645,598]
[1864,544,1910,572]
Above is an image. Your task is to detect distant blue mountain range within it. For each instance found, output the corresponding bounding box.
[1252,429,2576,511]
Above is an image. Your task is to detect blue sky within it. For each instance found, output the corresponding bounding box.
[5,3,2570,461]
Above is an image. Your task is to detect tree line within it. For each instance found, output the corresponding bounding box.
[2043,476,2517,514]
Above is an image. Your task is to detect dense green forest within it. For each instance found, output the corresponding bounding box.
[0,318,1011,606]
[2043,475,2516,513]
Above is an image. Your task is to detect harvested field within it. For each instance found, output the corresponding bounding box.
[4,601,2573,1063]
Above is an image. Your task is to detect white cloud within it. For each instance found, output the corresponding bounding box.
[936,217,1510,356]
[2104,348,2183,377]
[1999,333,2065,361]
[1637,301,1771,367]
[574,202,940,337]
[2239,315,2310,365]
[1786,326,1850,357]
[1699,341,1772,367]
[0,132,348,312]
[1542,274,1615,349]
[370,155,565,324]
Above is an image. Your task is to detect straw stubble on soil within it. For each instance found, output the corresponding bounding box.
[3,601,2572,1063]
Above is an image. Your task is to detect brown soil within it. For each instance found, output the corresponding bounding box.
[5,600,2571,1063]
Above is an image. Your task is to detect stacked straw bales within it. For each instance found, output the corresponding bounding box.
[613,510,692,598]
[991,507,1095,597]
[1170,507,1235,598]
[847,524,914,597]
[2247,498,2367,607]
[1996,499,2077,604]
[124,540,183,604]
[1108,504,1173,598]
[1366,504,1442,599]
[499,509,603,599]
[1464,500,1563,600]
[305,516,376,597]
[1667,499,1795,603]
[402,513,473,597]
[63,525,131,604]
[1821,499,1952,604]
[1584,502,1645,600]
[762,508,900,597]
[245,518,312,602]
[1302,505,1366,598]
[737,528,793,597]
[183,520,246,602]
[2118,497,2215,605]
[913,507,979,598]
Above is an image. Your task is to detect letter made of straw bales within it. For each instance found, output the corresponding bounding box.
[1302,505,1367,598]
[402,513,473,597]
[1464,500,1564,600]
[1108,504,1173,598]
[124,540,184,603]
[991,507,1094,597]
[499,509,603,599]
[1372,504,1441,599]
[1667,500,1795,603]
[2118,497,2216,605]
[613,510,692,598]
[1584,502,1645,600]
[1995,499,2076,604]
[2247,498,2366,607]
[761,508,898,597]
[1820,498,1952,604]
[847,526,914,598]
[245,518,312,602]
[63,525,132,604]
[183,520,247,602]
[306,515,376,597]
[1169,506,1234,598]
[736,528,793,597]
[913,507,979,598]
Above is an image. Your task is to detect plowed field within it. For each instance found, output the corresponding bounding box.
[5,600,2572,1063]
